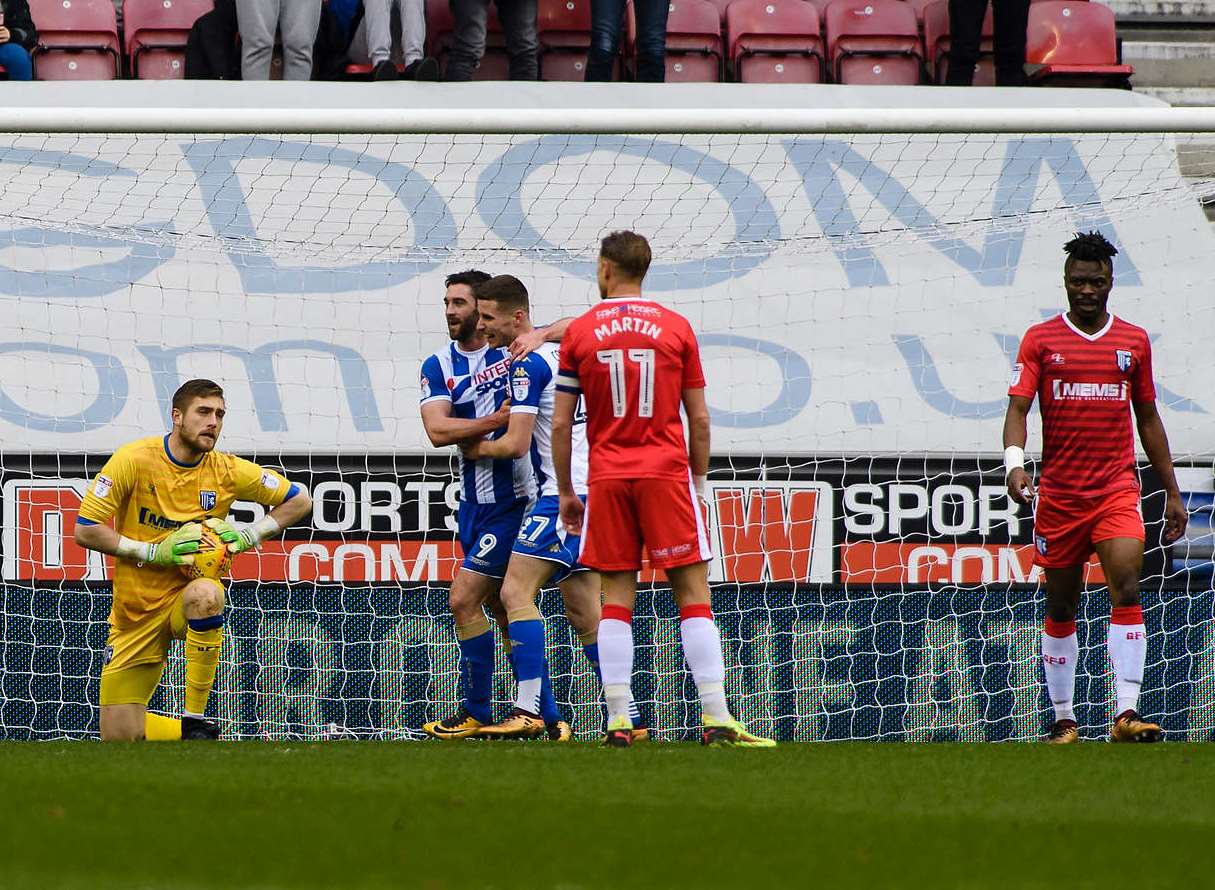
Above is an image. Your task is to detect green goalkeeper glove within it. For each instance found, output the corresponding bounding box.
[205,516,280,554]
[146,522,203,567]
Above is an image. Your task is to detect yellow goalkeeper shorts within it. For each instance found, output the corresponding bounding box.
[99,593,189,707]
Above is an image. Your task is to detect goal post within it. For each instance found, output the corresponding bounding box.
[0,87,1212,740]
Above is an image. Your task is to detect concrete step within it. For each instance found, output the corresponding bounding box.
[1106,0,1215,22]
[1122,40,1215,87]
[1137,85,1215,105]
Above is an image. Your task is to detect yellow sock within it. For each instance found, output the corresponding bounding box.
[184,616,223,716]
[144,712,182,741]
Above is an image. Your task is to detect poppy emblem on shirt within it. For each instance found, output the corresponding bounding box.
[1115,349,1133,372]
[200,490,217,511]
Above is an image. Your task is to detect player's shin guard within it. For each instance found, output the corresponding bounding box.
[456,617,495,724]
[507,608,547,715]
[184,614,223,717]
[679,604,731,722]
[144,712,182,741]
[1042,617,1078,722]
[1108,605,1147,715]
[599,605,634,725]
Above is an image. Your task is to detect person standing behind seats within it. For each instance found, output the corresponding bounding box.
[944,0,1028,86]
[586,0,666,82]
[0,0,38,81]
[237,0,322,80]
[444,0,537,81]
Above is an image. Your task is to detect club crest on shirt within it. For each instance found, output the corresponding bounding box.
[1115,349,1133,372]
[199,490,217,511]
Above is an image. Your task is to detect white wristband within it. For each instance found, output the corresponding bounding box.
[116,535,152,563]
[242,515,282,548]
[693,474,707,499]
[1003,446,1026,477]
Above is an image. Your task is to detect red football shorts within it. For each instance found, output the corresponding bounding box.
[580,476,713,572]
[1032,487,1145,569]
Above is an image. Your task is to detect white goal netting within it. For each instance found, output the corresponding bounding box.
[1,119,1213,740]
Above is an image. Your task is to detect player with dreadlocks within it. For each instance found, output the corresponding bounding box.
[1002,231,1188,744]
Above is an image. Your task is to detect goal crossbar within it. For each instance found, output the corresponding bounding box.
[6,105,1215,135]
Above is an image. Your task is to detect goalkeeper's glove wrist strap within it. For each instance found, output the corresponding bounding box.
[243,515,282,548]
[116,535,152,563]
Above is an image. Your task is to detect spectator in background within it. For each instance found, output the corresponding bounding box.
[945,0,1028,86]
[338,0,440,80]
[586,0,666,82]
[0,0,37,81]
[236,0,322,79]
[445,0,537,80]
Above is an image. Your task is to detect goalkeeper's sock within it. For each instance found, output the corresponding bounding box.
[679,604,731,722]
[599,605,634,725]
[144,712,182,741]
[507,613,546,715]
[1108,605,1147,715]
[456,618,494,724]
[582,637,641,726]
[1042,617,1078,722]
[184,614,223,717]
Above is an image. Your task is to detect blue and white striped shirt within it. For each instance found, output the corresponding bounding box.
[420,342,533,505]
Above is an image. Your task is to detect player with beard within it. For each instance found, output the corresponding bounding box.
[419,270,566,738]
[1003,231,1188,744]
[74,379,313,740]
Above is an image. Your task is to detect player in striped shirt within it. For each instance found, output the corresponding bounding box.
[460,274,643,740]
[1003,231,1188,744]
[418,270,560,739]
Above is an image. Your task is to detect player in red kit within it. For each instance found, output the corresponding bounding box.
[552,230,774,748]
[1003,231,1188,745]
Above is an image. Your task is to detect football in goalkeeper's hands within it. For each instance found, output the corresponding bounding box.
[180,523,232,582]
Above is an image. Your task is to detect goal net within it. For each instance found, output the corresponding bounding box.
[2,99,1213,741]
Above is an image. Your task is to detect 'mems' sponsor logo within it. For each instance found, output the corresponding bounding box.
[1052,380,1128,401]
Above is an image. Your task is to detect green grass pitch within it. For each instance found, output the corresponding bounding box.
[2,741,1212,889]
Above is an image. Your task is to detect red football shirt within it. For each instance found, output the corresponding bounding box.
[557,297,706,482]
[1008,313,1155,499]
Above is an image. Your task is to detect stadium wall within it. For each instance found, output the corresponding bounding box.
[0,84,1212,740]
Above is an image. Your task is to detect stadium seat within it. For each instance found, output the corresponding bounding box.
[537,0,612,81]
[123,0,211,79]
[705,0,735,22]
[824,0,922,85]
[921,0,993,85]
[1025,0,1132,88]
[726,0,823,83]
[629,0,722,82]
[426,0,512,79]
[30,0,121,80]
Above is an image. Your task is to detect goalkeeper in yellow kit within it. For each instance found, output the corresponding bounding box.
[74,379,313,741]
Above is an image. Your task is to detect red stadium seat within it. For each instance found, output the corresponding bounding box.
[537,0,612,81]
[123,0,211,79]
[705,0,734,22]
[921,0,993,84]
[629,0,722,82]
[824,0,922,85]
[1025,0,1131,87]
[426,0,512,79]
[30,0,121,80]
[726,0,823,83]
[900,0,936,27]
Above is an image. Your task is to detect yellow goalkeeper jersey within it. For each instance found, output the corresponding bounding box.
[77,435,293,628]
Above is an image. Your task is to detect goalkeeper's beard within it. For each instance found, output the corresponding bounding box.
[183,429,218,453]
